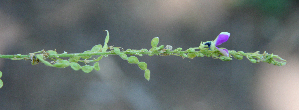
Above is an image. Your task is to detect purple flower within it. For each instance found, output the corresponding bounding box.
[214,32,230,57]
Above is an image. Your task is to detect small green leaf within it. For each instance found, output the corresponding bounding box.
[119,53,128,60]
[196,53,204,57]
[233,55,243,60]
[181,53,188,58]
[0,79,3,88]
[199,41,205,49]
[140,49,148,52]
[128,56,139,64]
[82,65,94,73]
[187,53,196,59]
[158,45,164,50]
[70,62,82,71]
[151,37,159,48]
[41,60,53,67]
[53,60,70,68]
[81,51,92,59]
[126,49,132,52]
[174,48,182,51]
[94,56,103,62]
[103,30,110,52]
[93,62,100,71]
[144,69,150,81]
[113,47,121,54]
[36,55,53,67]
[186,48,195,52]
[220,56,232,61]
[148,53,154,56]
[83,50,92,54]
[249,59,257,63]
[91,44,103,52]
[264,54,273,61]
[0,71,2,78]
[138,62,147,70]
[280,62,286,66]
[237,51,245,55]
[69,56,81,62]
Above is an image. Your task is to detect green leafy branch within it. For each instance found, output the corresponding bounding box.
[0,30,286,88]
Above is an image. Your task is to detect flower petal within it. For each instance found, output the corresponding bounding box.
[215,32,230,46]
[217,47,229,57]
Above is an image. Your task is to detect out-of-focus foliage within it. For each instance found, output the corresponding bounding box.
[231,0,293,18]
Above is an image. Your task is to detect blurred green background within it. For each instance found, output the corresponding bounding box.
[0,0,298,110]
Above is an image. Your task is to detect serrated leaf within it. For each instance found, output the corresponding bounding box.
[144,69,150,81]
[138,62,147,70]
[91,44,102,52]
[128,56,139,64]
[93,62,100,71]
[70,62,81,71]
[53,60,70,68]
[151,37,159,48]
[0,79,3,88]
[82,65,93,73]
